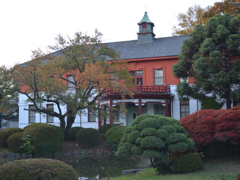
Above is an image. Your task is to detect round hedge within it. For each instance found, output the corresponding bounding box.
[68,127,84,141]
[98,124,115,134]
[23,123,64,154]
[0,158,78,180]
[0,128,23,148]
[105,126,127,150]
[76,128,100,148]
[7,132,24,153]
[170,153,204,173]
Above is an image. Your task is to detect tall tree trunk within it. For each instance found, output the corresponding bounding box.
[226,92,232,109]
[64,115,75,140]
[59,116,66,135]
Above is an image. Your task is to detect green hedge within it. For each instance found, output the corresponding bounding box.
[170,153,204,173]
[201,97,222,110]
[76,128,100,148]
[68,127,84,141]
[99,124,115,134]
[7,132,24,153]
[105,126,127,150]
[0,128,23,149]
[23,123,64,154]
[0,159,78,180]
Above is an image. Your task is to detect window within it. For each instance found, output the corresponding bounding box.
[67,75,74,89]
[110,74,119,86]
[88,108,97,122]
[113,105,120,122]
[29,105,35,123]
[154,69,163,85]
[129,70,143,85]
[47,104,54,123]
[154,104,165,116]
[180,100,189,118]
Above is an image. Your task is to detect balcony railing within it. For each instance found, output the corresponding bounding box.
[104,85,170,95]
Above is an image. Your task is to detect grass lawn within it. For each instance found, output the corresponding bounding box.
[104,158,240,180]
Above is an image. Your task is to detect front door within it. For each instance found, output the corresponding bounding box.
[126,103,147,126]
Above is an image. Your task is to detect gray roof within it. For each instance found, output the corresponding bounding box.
[105,35,189,60]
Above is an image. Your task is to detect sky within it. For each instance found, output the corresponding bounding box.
[0,0,221,67]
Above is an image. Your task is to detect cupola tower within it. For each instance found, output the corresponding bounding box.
[137,12,155,43]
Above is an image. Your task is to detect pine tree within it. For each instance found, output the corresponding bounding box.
[172,13,240,109]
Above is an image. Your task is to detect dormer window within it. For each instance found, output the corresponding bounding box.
[67,75,74,90]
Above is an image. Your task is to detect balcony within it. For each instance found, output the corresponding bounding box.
[104,85,170,95]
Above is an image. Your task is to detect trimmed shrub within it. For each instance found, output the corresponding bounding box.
[76,128,100,148]
[24,123,64,154]
[68,127,84,141]
[98,124,115,134]
[0,159,78,180]
[117,114,195,175]
[0,128,23,148]
[180,107,240,159]
[170,153,204,173]
[7,132,24,153]
[105,126,127,150]
[201,97,222,110]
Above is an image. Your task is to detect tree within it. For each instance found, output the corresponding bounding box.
[0,66,18,118]
[172,1,240,36]
[180,107,240,158]
[13,30,134,140]
[117,114,195,175]
[203,0,240,19]
[172,13,240,109]
[172,4,207,36]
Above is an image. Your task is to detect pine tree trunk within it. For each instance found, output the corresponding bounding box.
[226,93,232,109]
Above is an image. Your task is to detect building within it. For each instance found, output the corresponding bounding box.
[19,12,205,129]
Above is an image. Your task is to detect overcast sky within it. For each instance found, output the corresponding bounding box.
[0,0,221,67]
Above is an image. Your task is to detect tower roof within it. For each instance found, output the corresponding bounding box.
[138,12,152,24]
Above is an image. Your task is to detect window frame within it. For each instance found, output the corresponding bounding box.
[88,108,97,122]
[67,75,75,90]
[154,69,163,85]
[129,70,143,85]
[46,104,54,123]
[180,100,190,118]
[154,104,165,116]
[29,105,35,124]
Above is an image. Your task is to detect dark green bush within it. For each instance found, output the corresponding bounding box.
[105,126,127,150]
[7,132,24,153]
[201,97,222,110]
[68,127,84,141]
[127,130,141,143]
[76,128,100,148]
[170,153,204,173]
[24,123,64,154]
[98,124,115,134]
[0,159,78,180]
[0,128,23,148]
[117,114,195,175]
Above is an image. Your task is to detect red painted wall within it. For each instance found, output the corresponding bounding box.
[125,56,185,86]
